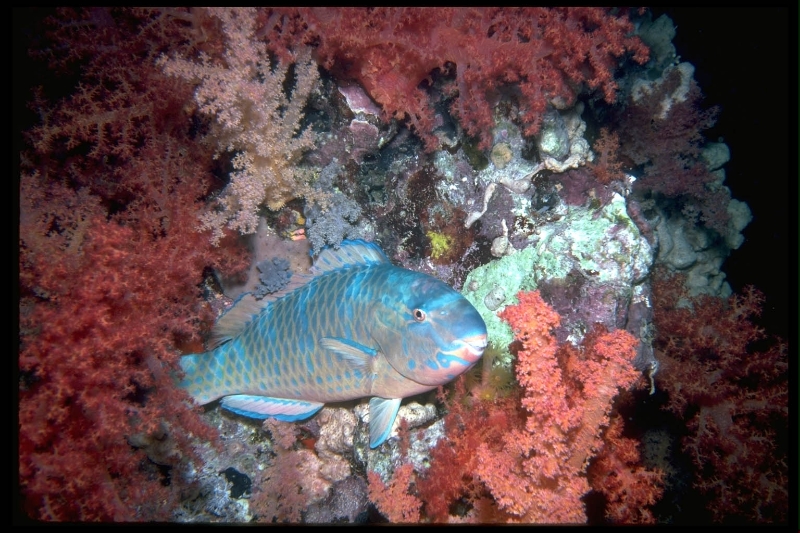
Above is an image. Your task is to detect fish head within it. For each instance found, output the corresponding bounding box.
[374,270,488,386]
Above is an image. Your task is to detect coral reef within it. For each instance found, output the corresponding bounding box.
[368,464,422,523]
[250,410,359,523]
[462,191,654,358]
[17,7,781,525]
[426,230,454,261]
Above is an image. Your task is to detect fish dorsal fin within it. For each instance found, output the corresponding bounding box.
[210,241,386,349]
[209,293,264,349]
[261,272,315,302]
[311,239,388,275]
[209,272,315,349]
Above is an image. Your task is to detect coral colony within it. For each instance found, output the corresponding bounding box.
[18,7,787,524]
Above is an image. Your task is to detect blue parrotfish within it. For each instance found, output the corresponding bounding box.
[179,240,487,448]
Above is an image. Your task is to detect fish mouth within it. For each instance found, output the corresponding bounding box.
[455,333,488,364]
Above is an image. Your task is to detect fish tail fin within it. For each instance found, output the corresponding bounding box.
[178,346,230,405]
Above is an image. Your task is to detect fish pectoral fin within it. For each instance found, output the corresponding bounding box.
[220,395,324,422]
[368,397,402,449]
[320,337,377,371]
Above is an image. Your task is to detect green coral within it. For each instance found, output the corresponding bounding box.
[460,192,653,365]
[427,231,454,260]
[462,245,540,362]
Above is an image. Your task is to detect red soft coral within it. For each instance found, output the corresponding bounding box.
[613,68,729,233]
[251,420,330,523]
[591,127,626,184]
[651,270,788,523]
[19,162,248,521]
[588,416,664,524]
[19,8,250,520]
[268,7,648,150]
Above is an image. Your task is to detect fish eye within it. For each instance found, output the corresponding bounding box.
[413,309,426,322]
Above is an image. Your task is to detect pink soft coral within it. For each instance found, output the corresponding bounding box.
[474,293,641,522]
[368,464,422,523]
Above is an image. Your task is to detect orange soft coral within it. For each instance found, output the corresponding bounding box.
[477,292,642,522]
[415,291,650,523]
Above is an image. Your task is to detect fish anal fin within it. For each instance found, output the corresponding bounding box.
[368,397,402,448]
[220,395,323,422]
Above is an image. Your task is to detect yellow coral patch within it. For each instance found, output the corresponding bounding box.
[426,231,453,260]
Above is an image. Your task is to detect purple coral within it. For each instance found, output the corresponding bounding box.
[254,257,292,299]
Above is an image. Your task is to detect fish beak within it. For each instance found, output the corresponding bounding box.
[456,333,488,364]
[407,333,489,386]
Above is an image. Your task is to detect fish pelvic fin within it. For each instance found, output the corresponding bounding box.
[369,397,402,448]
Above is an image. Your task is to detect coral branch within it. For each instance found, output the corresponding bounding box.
[416,291,647,523]
[159,7,322,243]
[270,7,648,150]
[368,464,422,523]
[588,416,664,524]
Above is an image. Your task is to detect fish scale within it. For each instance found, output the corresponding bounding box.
[186,266,375,403]
[179,240,487,447]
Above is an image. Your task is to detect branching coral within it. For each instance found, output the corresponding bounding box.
[651,270,788,523]
[159,7,323,244]
[267,7,648,151]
